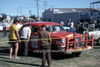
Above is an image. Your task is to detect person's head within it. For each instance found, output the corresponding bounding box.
[68,19,72,22]
[19,20,23,24]
[13,19,19,25]
[41,25,46,31]
[28,25,32,29]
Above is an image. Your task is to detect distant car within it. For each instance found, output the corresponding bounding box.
[19,22,94,56]
[84,29,100,45]
[63,26,70,32]
[0,23,11,31]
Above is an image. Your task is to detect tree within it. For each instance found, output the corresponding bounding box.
[0,14,6,22]
[29,15,36,20]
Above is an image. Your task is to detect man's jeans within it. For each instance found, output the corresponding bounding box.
[20,38,28,56]
[3,27,7,37]
[70,27,74,33]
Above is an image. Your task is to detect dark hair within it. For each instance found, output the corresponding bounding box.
[28,25,32,27]
[13,19,19,24]
[41,25,46,30]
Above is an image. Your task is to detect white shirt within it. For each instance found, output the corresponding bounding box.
[68,22,70,26]
[60,21,64,26]
[2,22,8,28]
[16,23,23,30]
[70,22,74,28]
[21,27,31,39]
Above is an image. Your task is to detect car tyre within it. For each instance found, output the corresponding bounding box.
[72,51,82,57]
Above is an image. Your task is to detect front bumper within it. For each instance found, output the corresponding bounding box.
[64,46,93,54]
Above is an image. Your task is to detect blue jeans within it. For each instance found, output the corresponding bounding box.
[70,27,74,33]
[3,27,7,37]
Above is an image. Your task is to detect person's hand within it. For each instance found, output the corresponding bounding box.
[19,39,21,43]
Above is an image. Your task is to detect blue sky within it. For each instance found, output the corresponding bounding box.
[0,0,99,17]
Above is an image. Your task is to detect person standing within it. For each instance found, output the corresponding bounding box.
[2,20,7,37]
[16,20,23,30]
[68,19,71,27]
[70,21,74,33]
[60,20,64,26]
[9,19,20,59]
[38,25,52,67]
[20,25,32,56]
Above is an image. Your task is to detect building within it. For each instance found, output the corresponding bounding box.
[42,8,100,26]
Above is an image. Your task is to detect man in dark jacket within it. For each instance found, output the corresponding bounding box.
[38,25,52,67]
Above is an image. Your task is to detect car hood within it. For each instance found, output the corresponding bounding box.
[50,31,83,38]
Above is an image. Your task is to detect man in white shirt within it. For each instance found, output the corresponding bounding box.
[16,20,23,30]
[2,20,8,37]
[60,20,64,26]
[70,21,74,33]
[20,25,32,56]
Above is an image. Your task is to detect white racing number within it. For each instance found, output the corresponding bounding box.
[31,36,38,48]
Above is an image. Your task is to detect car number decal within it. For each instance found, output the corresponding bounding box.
[31,36,38,48]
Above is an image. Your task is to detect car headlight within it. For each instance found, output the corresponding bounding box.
[62,38,66,43]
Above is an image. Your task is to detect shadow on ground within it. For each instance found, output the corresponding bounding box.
[93,46,100,49]
[1,60,41,67]
[0,46,79,60]
[27,52,77,60]
[0,46,9,56]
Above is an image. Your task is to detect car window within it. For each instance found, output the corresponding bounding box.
[46,25,65,32]
[32,26,40,33]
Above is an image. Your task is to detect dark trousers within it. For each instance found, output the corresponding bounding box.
[3,27,7,37]
[42,45,51,67]
[20,38,28,56]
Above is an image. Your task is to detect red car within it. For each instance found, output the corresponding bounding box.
[19,22,94,56]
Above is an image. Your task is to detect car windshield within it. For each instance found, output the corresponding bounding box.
[46,25,65,32]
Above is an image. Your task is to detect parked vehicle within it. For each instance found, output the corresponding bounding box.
[19,22,94,56]
[76,20,100,45]
[0,22,11,31]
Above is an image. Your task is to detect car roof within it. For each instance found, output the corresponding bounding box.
[25,22,60,26]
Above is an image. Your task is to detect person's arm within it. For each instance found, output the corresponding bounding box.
[48,33,52,45]
[15,30,21,42]
[15,26,21,42]
[27,28,31,39]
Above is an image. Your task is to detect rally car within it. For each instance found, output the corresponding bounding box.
[19,22,94,56]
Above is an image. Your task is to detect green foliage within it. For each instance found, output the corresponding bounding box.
[0,14,6,22]
[29,15,36,20]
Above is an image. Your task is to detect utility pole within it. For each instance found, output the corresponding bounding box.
[44,1,48,11]
[44,1,48,21]
[17,8,19,15]
[35,0,39,18]
[51,5,54,22]
[20,6,22,16]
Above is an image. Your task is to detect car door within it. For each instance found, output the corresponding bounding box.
[29,26,40,50]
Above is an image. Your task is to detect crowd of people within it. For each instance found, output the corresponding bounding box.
[60,19,74,33]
